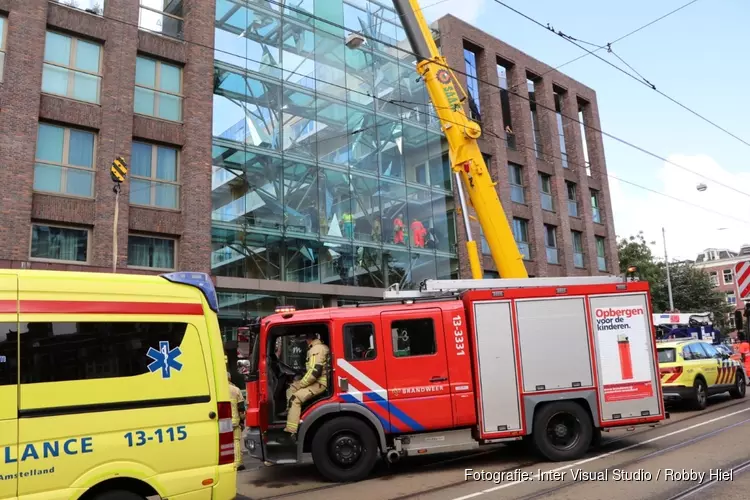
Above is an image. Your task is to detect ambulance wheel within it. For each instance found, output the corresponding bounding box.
[690,378,708,410]
[532,401,592,462]
[92,491,144,500]
[311,416,378,482]
[730,370,746,399]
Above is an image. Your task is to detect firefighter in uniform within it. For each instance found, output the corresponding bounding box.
[228,372,246,471]
[284,332,329,439]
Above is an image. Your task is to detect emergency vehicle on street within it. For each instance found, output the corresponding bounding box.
[0,270,237,500]
[657,338,745,409]
[244,278,666,482]
[242,0,666,483]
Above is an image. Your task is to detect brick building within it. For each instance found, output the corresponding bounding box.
[0,2,619,328]
[0,0,213,275]
[435,15,618,278]
[692,246,750,329]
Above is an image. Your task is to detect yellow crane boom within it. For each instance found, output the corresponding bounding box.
[392,0,528,279]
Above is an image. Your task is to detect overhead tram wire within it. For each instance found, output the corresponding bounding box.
[216,54,750,228]
[490,0,750,149]
[88,5,750,224]
[256,0,750,199]
[95,0,750,199]
[534,0,703,80]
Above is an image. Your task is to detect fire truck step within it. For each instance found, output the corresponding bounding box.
[395,428,478,457]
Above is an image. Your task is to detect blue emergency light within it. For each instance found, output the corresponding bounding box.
[161,272,219,313]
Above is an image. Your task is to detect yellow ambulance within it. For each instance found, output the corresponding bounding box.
[0,270,237,500]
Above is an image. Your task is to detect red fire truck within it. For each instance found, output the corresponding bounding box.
[244,277,665,481]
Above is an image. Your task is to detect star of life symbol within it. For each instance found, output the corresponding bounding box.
[147,341,183,379]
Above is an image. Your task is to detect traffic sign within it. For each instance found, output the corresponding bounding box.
[110,156,128,183]
[735,260,750,299]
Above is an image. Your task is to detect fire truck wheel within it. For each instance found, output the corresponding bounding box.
[690,378,708,410]
[532,401,592,462]
[311,416,378,482]
[729,370,746,399]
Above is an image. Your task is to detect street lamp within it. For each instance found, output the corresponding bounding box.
[663,227,675,311]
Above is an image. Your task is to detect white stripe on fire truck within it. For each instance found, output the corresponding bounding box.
[337,358,389,400]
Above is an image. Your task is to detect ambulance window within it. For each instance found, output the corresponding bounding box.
[344,323,376,361]
[0,323,18,385]
[698,343,719,358]
[683,344,706,360]
[391,319,436,357]
[18,321,187,383]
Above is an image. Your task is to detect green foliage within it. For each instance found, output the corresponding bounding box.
[617,232,733,331]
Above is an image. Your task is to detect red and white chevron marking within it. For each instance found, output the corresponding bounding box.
[716,360,739,385]
[735,260,750,299]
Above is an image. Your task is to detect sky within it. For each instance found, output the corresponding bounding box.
[418,0,750,261]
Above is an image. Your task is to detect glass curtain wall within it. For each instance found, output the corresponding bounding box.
[212,0,458,315]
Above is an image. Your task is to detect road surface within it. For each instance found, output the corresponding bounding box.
[236,394,750,500]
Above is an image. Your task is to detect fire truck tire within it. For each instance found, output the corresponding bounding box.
[729,370,746,399]
[311,416,378,482]
[532,401,592,462]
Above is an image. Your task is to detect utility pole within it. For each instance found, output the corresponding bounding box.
[662,227,674,311]
[110,157,128,273]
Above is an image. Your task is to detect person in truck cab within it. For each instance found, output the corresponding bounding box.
[283,331,330,440]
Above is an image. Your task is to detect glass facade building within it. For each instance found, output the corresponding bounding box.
[212,0,459,325]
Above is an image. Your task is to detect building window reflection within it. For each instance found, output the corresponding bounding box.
[212,1,458,290]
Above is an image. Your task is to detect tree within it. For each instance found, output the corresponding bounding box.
[617,232,733,332]
[617,231,662,286]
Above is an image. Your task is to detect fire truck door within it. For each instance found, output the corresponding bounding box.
[381,309,454,432]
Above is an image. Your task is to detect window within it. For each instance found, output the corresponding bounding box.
[139,0,184,40]
[578,100,592,176]
[591,189,601,223]
[657,348,676,364]
[0,16,6,83]
[539,173,553,211]
[34,123,96,197]
[572,230,584,268]
[42,31,102,103]
[513,218,530,260]
[479,227,490,255]
[391,319,436,357]
[463,46,480,119]
[701,343,720,359]
[566,181,578,217]
[134,56,182,121]
[344,323,376,361]
[0,323,18,386]
[497,62,514,149]
[596,236,606,271]
[508,163,525,203]
[727,292,737,305]
[483,270,499,279]
[128,234,176,269]
[683,343,710,360]
[52,1,104,15]
[709,272,719,286]
[724,269,734,284]
[30,224,89,263]
[528,77,542,158]
[554,92,568,168]
[19,322,187,383]
[545,224,558,264]
[130,141,180,209]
